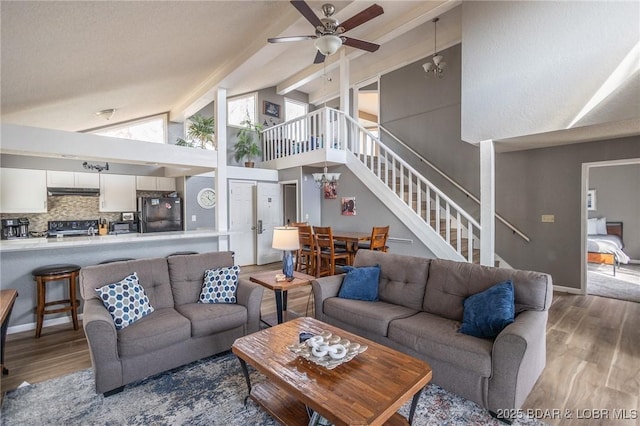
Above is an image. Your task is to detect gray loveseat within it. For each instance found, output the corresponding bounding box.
[79,251,264,395]
[312,250,552,414]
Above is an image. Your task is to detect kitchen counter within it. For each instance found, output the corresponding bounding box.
[0,229,228,252]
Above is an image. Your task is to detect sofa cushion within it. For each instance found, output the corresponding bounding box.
[199,265,240,304]
[176,303,248,338]
[80,258,174,309]
[338,265,380,301]
[423,259,553,322]
[117,307,191,358]
[353,250,430,311]
[459,280,515,339]
[96,272,154,330]
[388,312,494,377]
[168,251,235,306]
[323,297,418,337]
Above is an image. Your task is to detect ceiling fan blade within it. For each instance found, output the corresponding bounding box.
[313,50,326,64]
[290,0,323,28]
[339,4,384,32]
[342,37,380,53]
[268,35,316,43]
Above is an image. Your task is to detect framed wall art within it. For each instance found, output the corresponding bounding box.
[341,197,356,216]
[587,189,596,211]
[263,101,280,118]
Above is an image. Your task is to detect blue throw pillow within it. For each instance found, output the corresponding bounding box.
[459,280,515,339]
[338,265,380,301]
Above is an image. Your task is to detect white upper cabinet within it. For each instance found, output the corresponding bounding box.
[47,171,99,188]
[0,168,48,213]
[136,176,176,191]
[100,174,136,212]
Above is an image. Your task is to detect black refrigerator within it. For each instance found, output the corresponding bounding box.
[138,197,183,233]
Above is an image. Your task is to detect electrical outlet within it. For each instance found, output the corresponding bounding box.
[541,215,554,223]
[305,213,309,220]
[191,215,197,222]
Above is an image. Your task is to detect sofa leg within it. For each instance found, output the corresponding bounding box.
[103,386,124,397]
[489,411,513,425]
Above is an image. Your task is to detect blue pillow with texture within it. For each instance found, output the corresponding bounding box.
[199,265,240,304]
[95,272,154,330]
[338,265,380,301]
[459,280,515,339]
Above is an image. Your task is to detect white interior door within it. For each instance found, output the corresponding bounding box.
[229,181,256,266]
[256,182,282,265]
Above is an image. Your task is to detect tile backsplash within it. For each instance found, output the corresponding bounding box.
[1,196,123,234]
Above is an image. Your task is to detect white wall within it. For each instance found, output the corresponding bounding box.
[461,1,639,143]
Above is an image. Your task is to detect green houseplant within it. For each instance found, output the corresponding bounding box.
[234,117,264,167]
[176,114,215,149]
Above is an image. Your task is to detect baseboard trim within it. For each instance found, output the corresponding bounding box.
[553,285,583,295]
[7,314,84,335]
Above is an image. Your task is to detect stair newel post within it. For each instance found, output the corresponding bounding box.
[480,139,495,266]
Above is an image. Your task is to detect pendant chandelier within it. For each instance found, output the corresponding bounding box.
[422,18,446,78]
[313,165,340,188]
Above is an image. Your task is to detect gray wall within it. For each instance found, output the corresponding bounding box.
[587,163,640,259]
[320,165,435,258]
[377,41,640,288]
[184,175,215,230]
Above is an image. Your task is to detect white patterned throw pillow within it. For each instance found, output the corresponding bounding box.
[95,272,154,330]
[199,265,240,304]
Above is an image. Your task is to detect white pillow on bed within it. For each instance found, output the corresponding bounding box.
[587,218,598,235]
[596,217,607,235]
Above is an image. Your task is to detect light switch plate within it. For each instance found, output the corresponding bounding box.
[541,214,554,223]
[191,215,197,222]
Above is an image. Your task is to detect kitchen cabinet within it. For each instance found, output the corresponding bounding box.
[136,176,176,191]
[99,174,136,212]
[47,171,99,188]
[0,168,47,213]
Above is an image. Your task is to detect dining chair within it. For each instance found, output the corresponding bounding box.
[359,226,390,252]
[313,226,351,277]
[294,224,316,276]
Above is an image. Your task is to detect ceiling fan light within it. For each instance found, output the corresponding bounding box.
[432,55,443,66]
[422,62,434,72]
[315,35,342,56]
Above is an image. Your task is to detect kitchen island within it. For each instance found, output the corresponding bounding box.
[0,230,229,332]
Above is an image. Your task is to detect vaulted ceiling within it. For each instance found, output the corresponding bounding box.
[1,1,456,132]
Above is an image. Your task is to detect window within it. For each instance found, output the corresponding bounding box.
[285,98,308,121]
[89,115,167,144]
[228,93,256,127]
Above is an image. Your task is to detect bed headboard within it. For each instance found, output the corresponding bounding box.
[606,221,623,240]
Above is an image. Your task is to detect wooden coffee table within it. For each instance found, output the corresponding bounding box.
[232,317,432,426]
[250,270,314,325]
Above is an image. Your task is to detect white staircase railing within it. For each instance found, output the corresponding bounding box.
[261,107,481,262]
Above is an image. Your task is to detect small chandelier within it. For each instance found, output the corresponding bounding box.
[422,18,446,78]
[312,165,340,188]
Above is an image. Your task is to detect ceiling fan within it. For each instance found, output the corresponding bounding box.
[268,1,384,64]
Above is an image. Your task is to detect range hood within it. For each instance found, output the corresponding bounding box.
[47,187,100,196]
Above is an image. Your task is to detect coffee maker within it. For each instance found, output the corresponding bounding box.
[1,218,29,239]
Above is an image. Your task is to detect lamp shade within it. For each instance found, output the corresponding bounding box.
[315,35,342,56]
[272,227,300,251]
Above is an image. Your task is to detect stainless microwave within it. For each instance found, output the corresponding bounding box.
[109,221,138,234]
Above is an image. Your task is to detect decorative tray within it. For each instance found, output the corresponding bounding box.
[287,330,368,370]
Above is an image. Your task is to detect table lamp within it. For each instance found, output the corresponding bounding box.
[272,226,300,281]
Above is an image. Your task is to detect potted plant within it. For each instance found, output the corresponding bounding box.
[176,114,215,149]
[234,117,264,167]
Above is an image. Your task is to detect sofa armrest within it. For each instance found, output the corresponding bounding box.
[311,275,344,321]
[236,278,264,334]
[488,309,548,413]
[82,298,124,394]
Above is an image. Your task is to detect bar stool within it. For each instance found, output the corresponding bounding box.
[32,264,81,338]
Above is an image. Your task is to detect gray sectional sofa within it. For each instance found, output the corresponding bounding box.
[312,250,553,414]
[79,251,264,395]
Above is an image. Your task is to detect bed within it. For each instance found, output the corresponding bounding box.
[587,219,630,276]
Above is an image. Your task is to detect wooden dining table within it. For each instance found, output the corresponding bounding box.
[332,230,371,262]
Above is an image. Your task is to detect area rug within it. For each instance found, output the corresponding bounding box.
[588,263,640,303]
[1,352,544,426]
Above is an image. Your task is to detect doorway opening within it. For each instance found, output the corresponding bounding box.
[582,158,640,302]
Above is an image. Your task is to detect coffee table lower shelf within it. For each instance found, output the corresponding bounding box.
[251,380,410,426]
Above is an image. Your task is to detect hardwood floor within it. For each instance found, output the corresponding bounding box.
[2,270,639,426]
